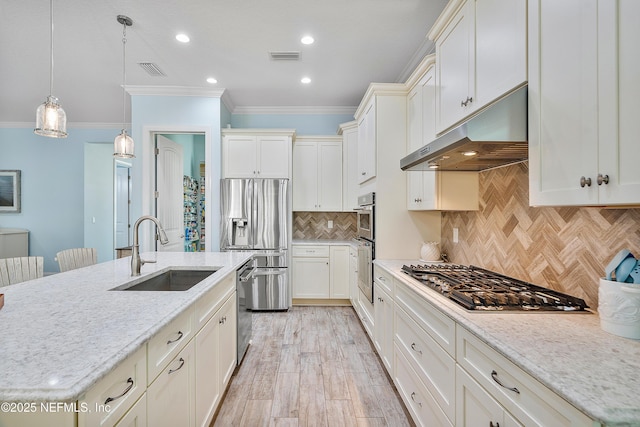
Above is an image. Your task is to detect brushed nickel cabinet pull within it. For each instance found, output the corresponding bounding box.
[490,422,500,427]
[580,176,592,187]
[168,358,185,374]
[597,174,609,185]
[104,377,134,405]
[411,343,422,355]
[167,330,184,345]
[410,391,422,407]
[491,370,520,394]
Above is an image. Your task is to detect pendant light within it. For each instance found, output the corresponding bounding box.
[34,0,67,138]
[114,15,135,158]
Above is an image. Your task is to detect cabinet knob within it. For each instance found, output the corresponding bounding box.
[461,96,474,107]
[361,172,366,175]
[579,176,592,188]
[597,174,610,185]
[489,423,500,427]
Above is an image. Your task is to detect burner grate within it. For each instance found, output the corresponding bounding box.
[401,264,588,312]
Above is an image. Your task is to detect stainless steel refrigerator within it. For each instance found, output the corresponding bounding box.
[220,178,289,312]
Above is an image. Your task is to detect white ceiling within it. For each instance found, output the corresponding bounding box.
[0,0,447,125]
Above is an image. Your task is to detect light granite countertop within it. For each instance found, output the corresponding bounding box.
[292,239,356,246]
[375,259,640,427]
[0,251,253,402]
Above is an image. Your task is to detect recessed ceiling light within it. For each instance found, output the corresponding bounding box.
[206,77,217,84]
[429,164,439,169]
[301,77,311,84]
[463,150,478,156]
[176,33,190,43]
[301,35,314,45]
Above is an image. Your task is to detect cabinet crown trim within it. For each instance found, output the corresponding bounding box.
[427,0,466,41]
[222,128,296,138]
[355,83,408,119]
[338,120,358,134]
[405,54,436,90]
[295,135,342,143]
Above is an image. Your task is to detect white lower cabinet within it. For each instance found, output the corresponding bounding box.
[114,394,147,427]
[292,244,351,300]
[456,326,595,427]
[147,340,196,427]
[394,344,453,427]
[329,245,350,299]
[349,246,358,306]
[456,366,522,427]
[78,346,147,427]
[362,265,599,427]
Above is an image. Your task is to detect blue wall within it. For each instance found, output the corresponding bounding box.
[0,127,117,272]
[231,113,354,135]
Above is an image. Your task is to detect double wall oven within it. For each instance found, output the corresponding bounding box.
[354,192,375,303]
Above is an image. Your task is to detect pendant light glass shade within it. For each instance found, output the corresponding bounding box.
[35,96,67,138]
[114,15,135,158]
[34,0,67,138]
[114,129,135,158]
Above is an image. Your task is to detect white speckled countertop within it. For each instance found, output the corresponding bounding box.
[292,239,356,246]
[375,259,640,427]
[0,251,252,402]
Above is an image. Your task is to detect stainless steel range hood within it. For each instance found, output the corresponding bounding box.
[401,86,528,172]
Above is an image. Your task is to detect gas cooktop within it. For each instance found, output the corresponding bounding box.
[401,264,589,312]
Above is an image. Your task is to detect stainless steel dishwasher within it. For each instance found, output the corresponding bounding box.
[237,259,254,365]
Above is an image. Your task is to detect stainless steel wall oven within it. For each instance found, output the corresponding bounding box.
[355,192,375,303]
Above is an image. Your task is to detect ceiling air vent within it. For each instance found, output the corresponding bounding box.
[138,62,166,76]
[269,51,301,61]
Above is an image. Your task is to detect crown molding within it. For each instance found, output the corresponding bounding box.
[295,135,343,143]
[337,120,358,135]
[427,0,465,41]
[232,105,357,115]
[125,85,227,98]
[354,83,408,119]
[404,54,436,90]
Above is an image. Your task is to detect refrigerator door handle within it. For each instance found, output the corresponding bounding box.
[252,268,287,276]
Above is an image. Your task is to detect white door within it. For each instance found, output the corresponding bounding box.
[115,163,131,248]
[156,135,184,251]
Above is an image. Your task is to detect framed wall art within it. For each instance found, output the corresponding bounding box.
[0,170,21,213]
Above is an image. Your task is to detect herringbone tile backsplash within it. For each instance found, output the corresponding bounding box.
[441,162,640,309]
[293,212,357,240]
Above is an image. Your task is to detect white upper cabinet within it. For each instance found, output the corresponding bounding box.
[528,0,640,206]
[292,137,343,212]
[222,129,294,179]
[338,121,359,211]
[356,98,377,184]
[429,0,527,134]
[405,55,479,211]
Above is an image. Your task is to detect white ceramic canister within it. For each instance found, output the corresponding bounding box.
[420,241,441,262]
[598,278,640,340]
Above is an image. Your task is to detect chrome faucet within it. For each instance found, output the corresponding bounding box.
[131,215,169,276]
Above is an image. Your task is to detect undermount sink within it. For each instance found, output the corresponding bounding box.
[111,269,218,292]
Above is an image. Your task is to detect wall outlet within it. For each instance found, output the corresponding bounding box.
[453,227,459,243]
[328,220,334,229]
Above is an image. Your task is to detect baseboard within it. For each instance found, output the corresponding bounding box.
[292,298,352,307]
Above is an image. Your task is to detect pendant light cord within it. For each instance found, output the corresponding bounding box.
[49,0,54,97]
[122,22,127,131]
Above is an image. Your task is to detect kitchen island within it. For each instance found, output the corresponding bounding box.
[375,259,640,427]
[0,251,252,426]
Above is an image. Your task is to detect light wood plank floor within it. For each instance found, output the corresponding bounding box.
[213,306,415,427]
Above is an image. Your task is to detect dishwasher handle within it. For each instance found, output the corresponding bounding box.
[252,268,287,277]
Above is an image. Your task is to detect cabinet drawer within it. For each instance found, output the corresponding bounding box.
[148,307,195,384]
[292,245,330,257]
[394,280,456,357]
[394,343,453,427]
[395,305,455,423]
[114,393,147,427]
[456,326,594,427]
[373,265,393,294]
[195,273,235,330]
[79,346,147,427]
